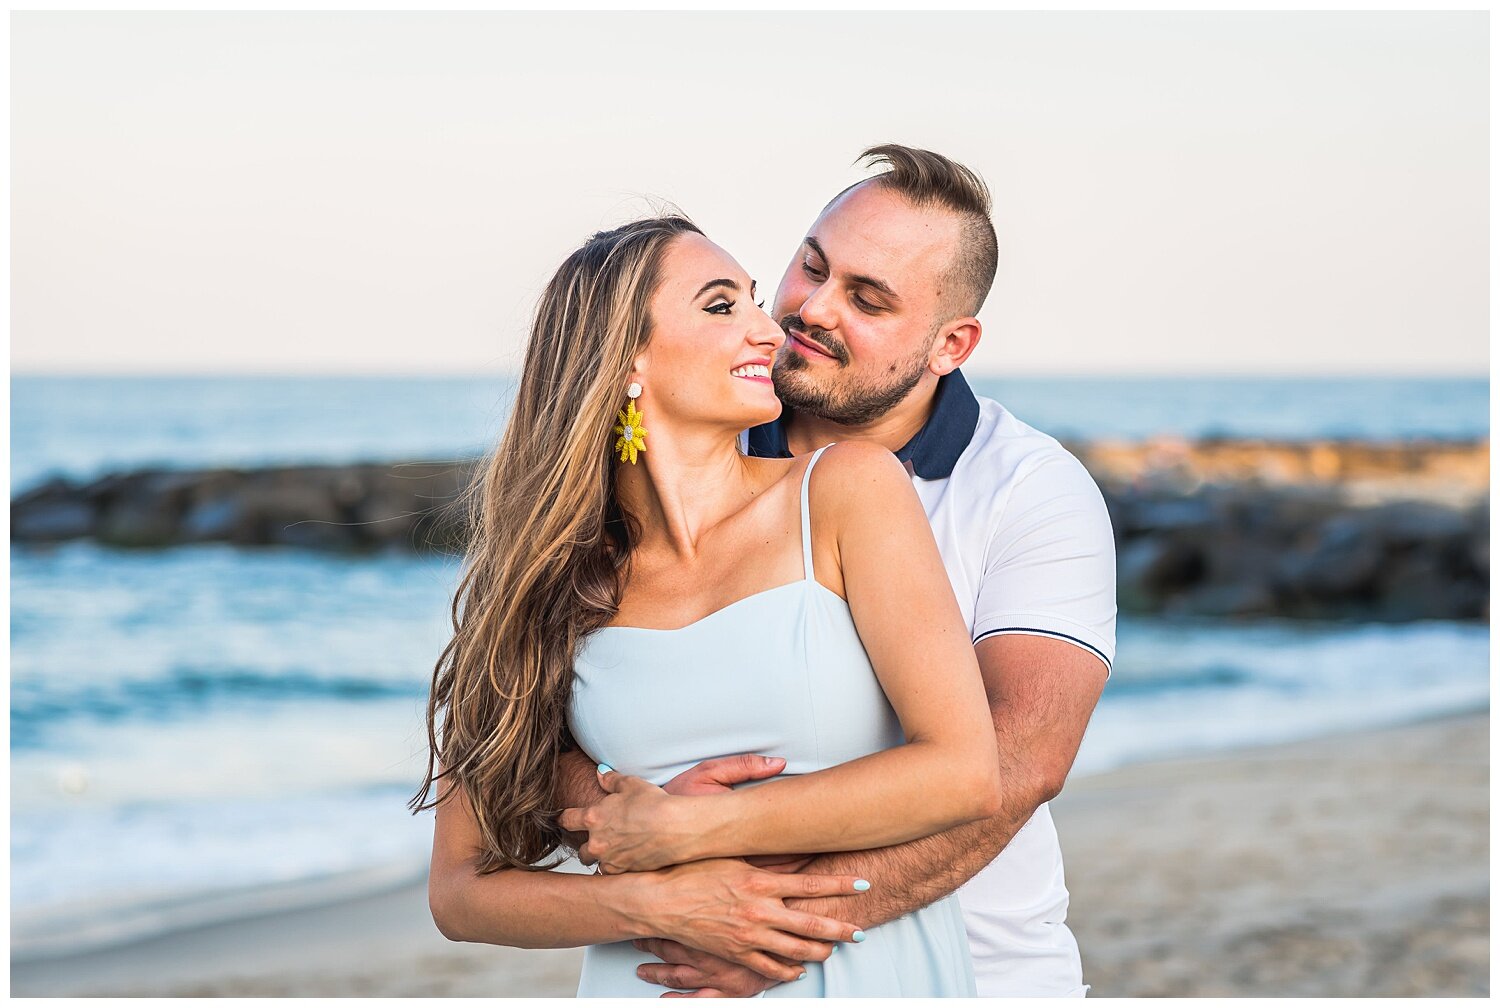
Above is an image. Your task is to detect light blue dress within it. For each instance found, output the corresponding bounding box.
[568,445,976,997]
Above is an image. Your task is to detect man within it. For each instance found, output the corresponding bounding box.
[630,144,1115,997]
[434,145,1115,997]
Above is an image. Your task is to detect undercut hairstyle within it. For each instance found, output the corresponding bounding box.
[839,143,999,318]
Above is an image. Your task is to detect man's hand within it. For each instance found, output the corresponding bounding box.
[633,938,781,998]
[664,755,815,871]
[664,753,787,796]
[634,858,866,984]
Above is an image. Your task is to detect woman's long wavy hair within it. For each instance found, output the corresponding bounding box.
[409,215,703,872]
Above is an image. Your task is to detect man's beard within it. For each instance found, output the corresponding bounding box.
[772,316,933,427]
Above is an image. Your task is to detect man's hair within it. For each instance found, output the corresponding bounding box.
[835,143,999,318]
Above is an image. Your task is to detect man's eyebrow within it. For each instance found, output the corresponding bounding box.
[803,236,900,302]
[693,278,740,299]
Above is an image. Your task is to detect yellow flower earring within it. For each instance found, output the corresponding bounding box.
[613,381,648,464]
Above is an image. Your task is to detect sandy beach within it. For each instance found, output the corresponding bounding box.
[12,711,1487,998]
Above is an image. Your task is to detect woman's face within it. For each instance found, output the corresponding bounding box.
[634,232,786,433]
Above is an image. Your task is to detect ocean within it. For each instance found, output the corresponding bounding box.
[9,374,1490,959]
[10,374,1490,491]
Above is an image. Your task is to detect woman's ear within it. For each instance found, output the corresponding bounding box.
[627,353,649,390]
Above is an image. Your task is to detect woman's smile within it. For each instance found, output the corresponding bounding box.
[731,360,773,383]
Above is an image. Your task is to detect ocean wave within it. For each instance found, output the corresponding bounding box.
[10,785,435,960]
[1100,663,1250,696]
[12,664,429,744]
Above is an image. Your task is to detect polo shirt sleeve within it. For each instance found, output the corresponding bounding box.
[971,451,1117,676]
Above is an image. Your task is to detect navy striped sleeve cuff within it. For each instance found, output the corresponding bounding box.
[973,626,1113,672]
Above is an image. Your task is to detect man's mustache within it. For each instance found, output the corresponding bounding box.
[778,315,849,365]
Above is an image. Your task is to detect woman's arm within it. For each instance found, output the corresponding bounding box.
[562,442,1002,871]
[426,769,867,982]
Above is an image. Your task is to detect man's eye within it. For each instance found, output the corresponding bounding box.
[853,295,882,313]
[705,301,734,315]
[801,262,825,280]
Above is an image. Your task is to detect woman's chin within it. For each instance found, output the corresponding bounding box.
[671,387,780,434]
[712,383,781,430]
[743,395,783,428]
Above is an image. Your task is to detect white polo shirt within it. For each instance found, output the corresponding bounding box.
[747,370,1117,997]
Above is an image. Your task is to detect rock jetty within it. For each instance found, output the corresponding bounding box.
[10,439,1489,622]
[11,462,473,553]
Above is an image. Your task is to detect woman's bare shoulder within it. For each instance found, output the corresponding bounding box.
[805,441,918,521]
[809,439,909,487]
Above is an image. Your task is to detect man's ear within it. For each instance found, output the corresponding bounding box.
[929,317,982,376]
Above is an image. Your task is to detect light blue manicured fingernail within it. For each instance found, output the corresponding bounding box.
[796,971,807,981]
[853,878,871,892]
[597,763,613,774]
[851,930,867,943]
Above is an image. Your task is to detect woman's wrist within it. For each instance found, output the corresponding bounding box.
[677,792,740,862]
[603,870,662,941]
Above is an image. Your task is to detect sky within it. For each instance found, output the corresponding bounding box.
[10,12,1489,377]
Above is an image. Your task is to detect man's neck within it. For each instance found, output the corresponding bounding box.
[781,378,940,458]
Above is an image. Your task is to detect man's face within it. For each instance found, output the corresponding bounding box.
[769,182,962,426]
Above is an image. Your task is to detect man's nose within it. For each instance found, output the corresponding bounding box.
[797,283,838,334]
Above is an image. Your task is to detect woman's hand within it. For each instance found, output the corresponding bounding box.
[560,768,708,872]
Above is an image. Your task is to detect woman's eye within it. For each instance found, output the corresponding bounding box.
[705,301,733,315]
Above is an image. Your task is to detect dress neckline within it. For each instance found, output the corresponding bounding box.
[591,578,847,635]
[590,443,840,637]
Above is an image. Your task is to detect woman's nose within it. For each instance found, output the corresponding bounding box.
[752,307,786,350]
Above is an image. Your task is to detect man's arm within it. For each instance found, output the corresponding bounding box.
[555,748,608,850]
[634,635,1106,995]
[791,449,1115,920]
[788,634,1106,921]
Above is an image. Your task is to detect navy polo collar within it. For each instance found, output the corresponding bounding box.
[746,369,981,480]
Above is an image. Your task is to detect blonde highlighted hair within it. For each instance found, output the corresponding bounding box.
[410,215,702,872]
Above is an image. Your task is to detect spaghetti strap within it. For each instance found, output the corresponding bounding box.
[800,444,834,581]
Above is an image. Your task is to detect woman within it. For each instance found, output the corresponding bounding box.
[412,215,998,996]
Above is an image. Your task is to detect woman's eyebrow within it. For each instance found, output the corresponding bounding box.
[694,279,739,299]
